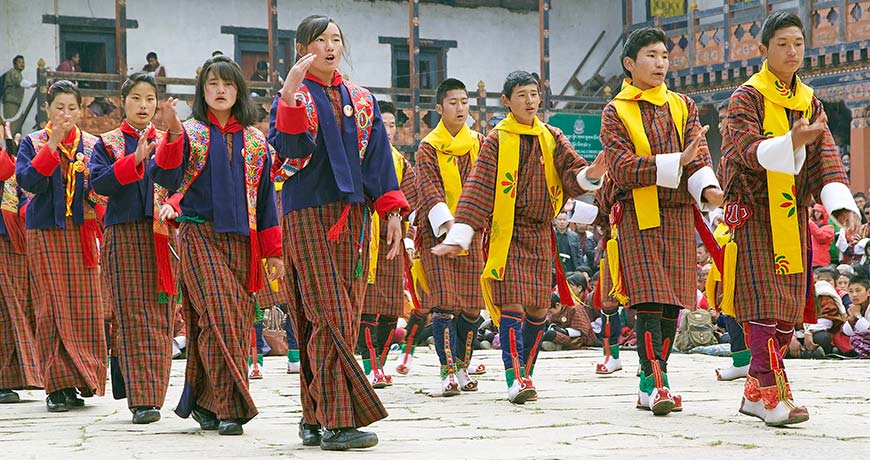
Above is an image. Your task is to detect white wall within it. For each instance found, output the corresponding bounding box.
[0,0,623,132]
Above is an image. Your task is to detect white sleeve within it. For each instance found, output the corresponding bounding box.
[568,201,599,225]
[654,152,683,189]
[566,328,583,338]
[427,202,454,238]
[442,223,474,250]
[687,166,721,212]
[856,317,870,333]
[836,229,849,253]
[403,238,415,251]
[756,131,806,174]
[576,167,602,191]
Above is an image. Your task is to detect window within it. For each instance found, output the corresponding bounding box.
[379,37,456,105]
[221,26,295,82]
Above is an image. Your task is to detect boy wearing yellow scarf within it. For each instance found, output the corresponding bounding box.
[601,27,723,416]
[433,71,605,404]
[721,11,859,426]
[413,78,486,396]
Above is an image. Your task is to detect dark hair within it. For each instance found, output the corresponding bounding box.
[256,60,268,71]
[502,70,540,99]
[121,72,158,99]
[377,100,396,117]
[13,55,23,65]
[622,27,667,77]
[761,11,805,47]
[146,51,158,61]
[192,55,258,127]
[46,80,82,106]
[815,266,838,280]
[67,50,80,60]
[550,292,561,309]
[295,15,348,61]
[848,276,870,290]
[854,192,866,200]
[436,78,467,105]
[566,272,588,292]
[212,50,223,57]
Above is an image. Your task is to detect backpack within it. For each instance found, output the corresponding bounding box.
[674,309,718,352]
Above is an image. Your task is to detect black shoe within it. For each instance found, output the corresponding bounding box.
[0,389,20,404]
[132,406,161,424]
[191,405,219,430]
[78,387,95,398]
[63,389,85,407]
[218,419,244,435]
[298,418,322,446]
[320,428,378,451]
[46,392,69,412]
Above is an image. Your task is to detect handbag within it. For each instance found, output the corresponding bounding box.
[263,308,288,357]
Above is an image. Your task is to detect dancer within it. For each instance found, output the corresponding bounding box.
[268,15,409,450]
[433,70,605,404]
[720,11,859,426]
[149,55,284,435]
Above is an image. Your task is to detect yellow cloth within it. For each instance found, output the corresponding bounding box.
[482,113,560,326]
[744,60,813,275]
[368,146,406,283]
[422,121,481,213]
[410,257,429,296]
[44,123,82,217]
[611,79,687,230]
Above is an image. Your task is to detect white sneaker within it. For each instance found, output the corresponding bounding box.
[738,396,766,420]
[456,369,478,392]
[507,379,536,404]
[172,336,186,359]
[367,372,388,389]
[595,357,623,375]
[171,341,181,359]
[248,364,263,380]
[287,361,300,374]
[716,364,749,381]
[394,352,413,375]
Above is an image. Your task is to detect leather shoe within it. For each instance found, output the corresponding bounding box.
[320,428,378,451]
[298,418,322,446]
[218,419,244,435]
[64,389,85,407]
[0,389,20,404]
[191,405,220,430]
[132,406,161,424]
[46,392,69,412]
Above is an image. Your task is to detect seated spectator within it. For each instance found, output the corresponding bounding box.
[844,277,870,358]
[542,292,594,352]
[805,280,848,356]
[696,244,711,268]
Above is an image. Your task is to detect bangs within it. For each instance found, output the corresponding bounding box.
[204,60,244,86]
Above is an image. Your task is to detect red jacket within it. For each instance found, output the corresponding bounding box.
[810,204,835,267]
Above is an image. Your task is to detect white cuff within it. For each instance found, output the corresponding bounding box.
[836,229,849,253]
[407,210,417,226]
[655,152,683,189]
[757,132,806,174]
[567,328,583,338]
[403,237,415,251]
[576,168,602,191]
[428,202,454,238]
[821,182,861,223]
[856,317,870,333]
[687,166,721,212]
[568,201,599,224]
[843,321,855,336]
[442,222,475,250]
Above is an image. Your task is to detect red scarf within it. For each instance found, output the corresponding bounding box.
[207,111,243,134]
[120,119,157,139]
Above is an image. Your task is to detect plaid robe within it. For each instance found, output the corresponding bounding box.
[363,156,417,316]
[600,93,711,309]
[550,303,594,349]
[103,221,174,408]
[174,223,258,422]
[257,190,292,308]
[453,126,590,308]
[284,202,388,429]
[721,87,848,323]
[28,222,106,395]
[0,237,42,390]
[593,178,617,305]
[414,141,485,310]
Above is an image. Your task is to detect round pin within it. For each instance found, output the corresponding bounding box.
[343,104,353,117]
[76,152,84,161]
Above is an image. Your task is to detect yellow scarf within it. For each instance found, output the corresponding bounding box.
[422,121,481,213]
[483,113,560,326]
[45,123,83,217]
[705,223,737,316]
[744,60,813,275]
[611,79,687,230]
[368,146,405,283]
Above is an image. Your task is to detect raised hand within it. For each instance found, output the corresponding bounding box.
[680,125,709,166]
[161,97,183,141]
[134,132,154,165]
[791,113,828,150]
[47,111,72,151]
[280,53,317,106]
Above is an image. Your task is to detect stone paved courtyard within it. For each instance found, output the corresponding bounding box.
[2,348,868,459]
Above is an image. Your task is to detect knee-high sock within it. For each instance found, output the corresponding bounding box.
[723,314,749,367]
[376,315,398,367]
[357,313,379,374]
[635,303,664,379]
[284,309,300,363]
[404,311,427,353]
[600,308,621,358]
[522,313,547,377]
[455,312,480,368]
[431,308,456,366]
[660,304,680,373]
[499,310,524,387]
[746,320,787,387]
